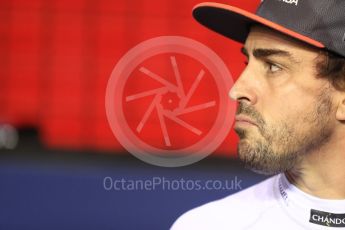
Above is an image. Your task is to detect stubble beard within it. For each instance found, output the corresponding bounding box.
[235,89,334,175]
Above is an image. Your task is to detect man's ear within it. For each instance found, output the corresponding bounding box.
[336,98,345,121]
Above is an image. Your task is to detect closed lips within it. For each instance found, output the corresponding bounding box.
[235,115,257,126]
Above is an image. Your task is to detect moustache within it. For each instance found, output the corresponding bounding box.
[236,102,265,128]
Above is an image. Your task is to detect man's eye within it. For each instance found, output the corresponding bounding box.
[267,62,281,73]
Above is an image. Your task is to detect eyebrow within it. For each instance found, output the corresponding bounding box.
[241,47,300,64]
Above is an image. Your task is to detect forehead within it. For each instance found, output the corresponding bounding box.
[244,26,319,56]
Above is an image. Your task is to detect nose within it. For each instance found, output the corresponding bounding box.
[229,66,258,105]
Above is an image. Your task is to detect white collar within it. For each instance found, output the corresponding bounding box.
[275,173,345,228]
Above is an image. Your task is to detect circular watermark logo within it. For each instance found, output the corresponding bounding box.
[105,36,236,167]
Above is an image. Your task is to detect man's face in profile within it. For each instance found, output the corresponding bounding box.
[230,26,337,175]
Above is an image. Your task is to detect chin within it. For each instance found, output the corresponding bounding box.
[237,141,290,176]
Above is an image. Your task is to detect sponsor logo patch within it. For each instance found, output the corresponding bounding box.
[310,209,345,228]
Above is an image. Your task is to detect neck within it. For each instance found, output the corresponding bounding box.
[286,130,345,200]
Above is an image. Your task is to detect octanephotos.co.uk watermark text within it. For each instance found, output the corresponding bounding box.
[103,176,243,191]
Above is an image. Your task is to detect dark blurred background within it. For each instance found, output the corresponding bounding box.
[0,0,267,229]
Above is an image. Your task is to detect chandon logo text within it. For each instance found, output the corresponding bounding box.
[310,209,345,227]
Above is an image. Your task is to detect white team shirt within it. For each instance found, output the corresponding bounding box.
[171,173,345,229]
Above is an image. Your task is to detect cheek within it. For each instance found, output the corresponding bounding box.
[260,84,319,125]
[260,96,318,143]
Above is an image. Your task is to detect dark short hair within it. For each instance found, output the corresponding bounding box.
[316,51,345,91]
